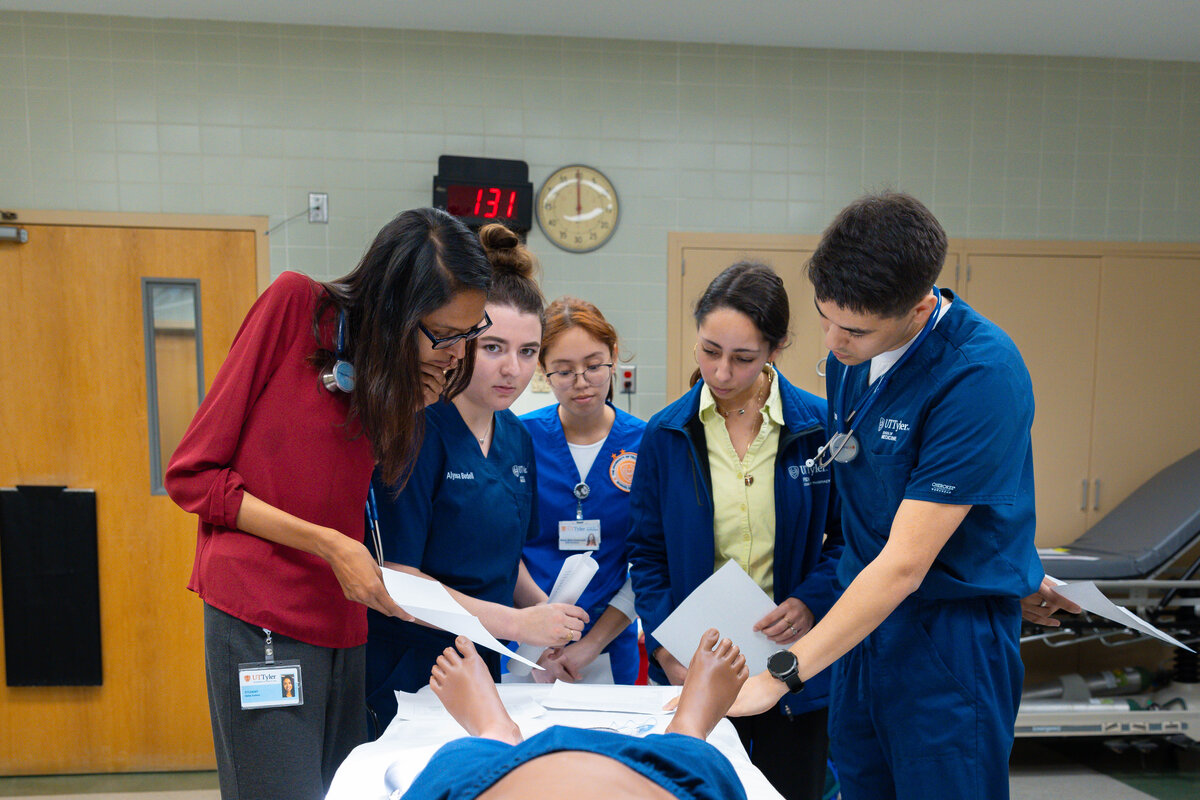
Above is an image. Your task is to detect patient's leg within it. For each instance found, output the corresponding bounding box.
[666,628,749,740]
[429,636,522,745]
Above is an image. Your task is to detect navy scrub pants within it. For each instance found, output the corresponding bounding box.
[829,595,1023,800]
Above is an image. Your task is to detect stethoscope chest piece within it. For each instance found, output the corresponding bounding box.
[829,432,859,463]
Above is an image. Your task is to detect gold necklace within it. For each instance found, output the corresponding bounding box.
[715,368,773,419]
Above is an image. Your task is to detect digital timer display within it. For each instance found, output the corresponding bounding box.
[433,156,533,232]
[445,184,522,222]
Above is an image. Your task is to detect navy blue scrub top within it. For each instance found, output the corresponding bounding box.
[367,400,537,660]
[827,292,1043,600]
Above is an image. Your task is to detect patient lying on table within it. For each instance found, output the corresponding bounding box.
[400,629,749,800]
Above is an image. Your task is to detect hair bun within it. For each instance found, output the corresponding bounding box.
[479,223,536,280]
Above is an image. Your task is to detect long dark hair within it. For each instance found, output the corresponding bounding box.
[310,208,492,487]
[690,261,790,387]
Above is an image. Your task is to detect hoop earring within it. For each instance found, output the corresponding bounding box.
[693,343,700,364]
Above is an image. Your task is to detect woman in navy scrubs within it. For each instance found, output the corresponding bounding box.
[521,297,646,684]
[365,225,588,729]
[628,262,842,800]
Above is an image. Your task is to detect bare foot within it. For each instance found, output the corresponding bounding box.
[429,636,523,745]
[665,628,748,740]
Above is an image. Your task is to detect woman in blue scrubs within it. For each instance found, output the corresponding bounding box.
[627,262,842,800]
[521,297,646,684]
[366,225,589,730]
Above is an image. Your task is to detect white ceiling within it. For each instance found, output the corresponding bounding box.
[2,0,1199,62]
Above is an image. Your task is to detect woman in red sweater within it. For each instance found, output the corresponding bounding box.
[165,207,492,800]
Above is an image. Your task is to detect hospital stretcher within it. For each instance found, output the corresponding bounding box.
[326,683,784,800]
[1016,449,1200,743]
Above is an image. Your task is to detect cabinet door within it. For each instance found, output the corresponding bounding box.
[1087,255,1200,525]
[963,254,1101,546]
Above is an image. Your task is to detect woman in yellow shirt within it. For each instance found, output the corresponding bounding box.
[628,261,842,800]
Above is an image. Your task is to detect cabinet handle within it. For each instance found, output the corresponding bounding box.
[1080,479,1089,511]
[815,358,826,378]
[1093,479,1101,511]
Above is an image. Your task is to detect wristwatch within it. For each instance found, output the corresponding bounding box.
[767,650,805,693]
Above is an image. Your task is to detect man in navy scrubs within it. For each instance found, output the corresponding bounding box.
[731,192,1075,800]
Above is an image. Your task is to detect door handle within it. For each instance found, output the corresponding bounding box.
[1080,479,1088,511]
[1093,478,1101,511]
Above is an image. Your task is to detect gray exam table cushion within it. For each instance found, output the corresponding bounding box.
[1038,449,1200,580]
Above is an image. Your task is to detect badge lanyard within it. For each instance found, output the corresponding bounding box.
[559,480,600,551]
[808,288,942,469]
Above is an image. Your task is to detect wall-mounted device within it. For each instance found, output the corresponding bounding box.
[432,155,533,232]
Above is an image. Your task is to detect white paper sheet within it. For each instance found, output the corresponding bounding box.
[1046,575,1195,652]
[507,552,598,676]
[392,686,546,723]
[379,568,543,669]
[543,682,681,714]
[651,560,779,674]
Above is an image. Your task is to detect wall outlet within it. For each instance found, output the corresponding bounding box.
[308,192,328,223]
[618,364,636,394]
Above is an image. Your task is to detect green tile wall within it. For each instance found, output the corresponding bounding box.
[0,11,1197,414]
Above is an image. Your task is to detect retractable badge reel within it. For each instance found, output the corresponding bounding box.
[237,629,304,709]
[559,481,600,551]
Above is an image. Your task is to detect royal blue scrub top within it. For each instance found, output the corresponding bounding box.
[827,291,1042,600]
[365,399,537,726]
[520,403,646,683]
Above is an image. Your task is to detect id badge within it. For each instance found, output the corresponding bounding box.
[237,661,303,709]
[559,519,600,551]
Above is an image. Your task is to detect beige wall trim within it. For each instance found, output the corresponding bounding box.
[8,209,272,294]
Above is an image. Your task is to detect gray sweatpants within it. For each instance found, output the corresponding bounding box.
[203,603,366,800]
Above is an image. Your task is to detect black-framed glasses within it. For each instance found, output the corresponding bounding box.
[545,363,614,388]
[419,311,492,350]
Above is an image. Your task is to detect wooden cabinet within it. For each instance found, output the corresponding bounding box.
[962,247,1200,546]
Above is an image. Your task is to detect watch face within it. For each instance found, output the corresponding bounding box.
[536,164,619,253]
[767,650,797,677]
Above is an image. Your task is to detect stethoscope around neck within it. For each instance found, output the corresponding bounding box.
[806,288,942,470]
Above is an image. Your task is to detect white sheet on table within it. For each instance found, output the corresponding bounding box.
[327,684,783,800]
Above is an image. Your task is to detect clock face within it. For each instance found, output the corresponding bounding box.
[536,165,619,253]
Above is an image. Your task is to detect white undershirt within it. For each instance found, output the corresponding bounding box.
[869,296,952,385]
[567,439,605,483]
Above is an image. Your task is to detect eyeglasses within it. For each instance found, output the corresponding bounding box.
[545,363,614,388]
[419,311,492,350]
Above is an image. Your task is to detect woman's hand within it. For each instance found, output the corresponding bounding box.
[728,670,787,717]
[418,360,453,405]
[533,647,574,683]
[539,637,603,683]
[514,603,588,647]
[1021,577,1082,626]
[654,646,689,686]
[754,597,814,645]
[322,535,414,621]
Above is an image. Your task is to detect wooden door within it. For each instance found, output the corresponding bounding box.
[668,233,827,400]
[961,253,1102,546]
[1087,254,1200,526]
[0,216,263,774]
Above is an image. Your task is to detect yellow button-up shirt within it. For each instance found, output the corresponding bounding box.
[699,368,782,597]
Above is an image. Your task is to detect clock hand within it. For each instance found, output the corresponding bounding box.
[575,169,582,215]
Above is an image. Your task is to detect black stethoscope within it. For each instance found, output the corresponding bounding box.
[807,288,942,470]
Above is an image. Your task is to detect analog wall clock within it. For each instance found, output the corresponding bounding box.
[536,164,619,253]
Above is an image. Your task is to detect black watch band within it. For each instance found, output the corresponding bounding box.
[767,650,805,694]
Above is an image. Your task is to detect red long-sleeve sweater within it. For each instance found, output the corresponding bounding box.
[165,271,374,647]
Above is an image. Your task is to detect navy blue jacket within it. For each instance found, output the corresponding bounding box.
[627,371,842,714]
